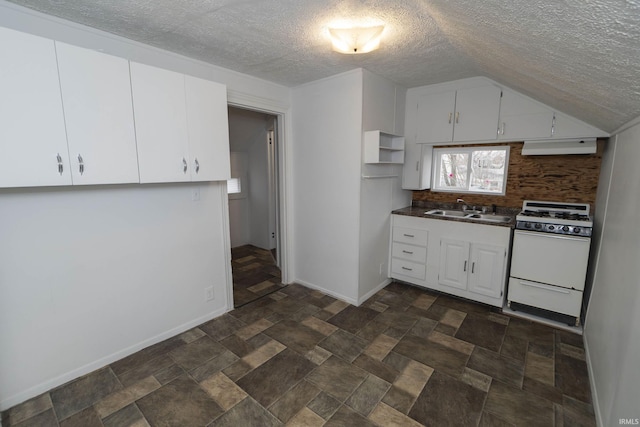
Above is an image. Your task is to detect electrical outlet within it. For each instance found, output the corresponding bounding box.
[192,188,200,201]
[205,286,214,301]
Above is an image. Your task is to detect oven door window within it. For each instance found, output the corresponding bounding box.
[510,230,591,290]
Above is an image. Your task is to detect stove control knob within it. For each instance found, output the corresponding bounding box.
[574,227,581,234]
[562,226,570,232]
[548,225,555,231]
[524,222,532,228]
[534,223,542,229]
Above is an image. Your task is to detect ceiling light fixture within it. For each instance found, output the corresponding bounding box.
[328,25,385,54]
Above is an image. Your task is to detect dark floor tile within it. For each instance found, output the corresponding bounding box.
[269,297,306,316]
[479,410,515,427]
[3,393,52,426]
[111,336,185,376]
[263,319,325,355]
[505,317,554,346]
[407,317,438,338]
[467,347,525,388]
[500,335,528,362]
[50,367,122,420]
[189,350,239,382]
[58,407,102,427]
[434,294,493,315]
[324,405,376,427]
[208,397,281,427]
[382,351,411,372]
[356,319,390,341]
[12,408,58,427]
[555,330,584,348]
[353,354,400,383]
[561,395,596,427]
[555,353,592,403]
[102,403,146,427]
[222,359,252,382]
[345,375,390,416]
[523,376,563,404]
[200,314,246,341]
[267,380,320,423]
[394,334,469,377]
[117,354,175,386]
[169,336,227,371]
[327,305,380,334]
[306,356,368,401]
[236,349,315,407]
[154,364,186,385]
[408,371,486,427]
[318,329,368,362]
[374,290,413,310]
[280,283,312,299]
[456,313,507,352]
[307,392,342,420]
[484,380,554,427]
[381,386,415,414]
[137,375,223,427]
[287,303,321,322]
[529,341,554,358]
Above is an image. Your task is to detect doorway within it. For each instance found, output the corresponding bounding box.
[227,106,283,307]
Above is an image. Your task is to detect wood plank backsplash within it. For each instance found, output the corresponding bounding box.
[412,140,606,209]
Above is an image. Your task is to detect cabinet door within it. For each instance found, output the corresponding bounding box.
[185,76,230,181]
[468,243,506,298]
[0,27,71,187]
[498,90,553,140]
[438,238,470,290]
[56,42,139,185]
[130,62,190,183]
[402,141,432,190]
[453,86,501,142]
[415,90,456,144]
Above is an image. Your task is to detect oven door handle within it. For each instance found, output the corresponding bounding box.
[518,280,570,294]
[514,230,589,242]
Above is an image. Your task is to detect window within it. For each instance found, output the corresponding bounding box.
[432,146,509,195]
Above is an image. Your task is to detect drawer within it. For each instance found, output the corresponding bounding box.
[393,226,428,246]
[392,242,427,263]
[507,277,582,317]
[391,258,426,280]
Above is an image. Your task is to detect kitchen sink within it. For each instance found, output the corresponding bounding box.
[425,209,512,223]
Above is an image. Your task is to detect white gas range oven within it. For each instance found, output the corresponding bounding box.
[507,200,593,326]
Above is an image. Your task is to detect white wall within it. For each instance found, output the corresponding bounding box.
[292,70,363,303]
[584,120,640,426]
[0,1,291,410]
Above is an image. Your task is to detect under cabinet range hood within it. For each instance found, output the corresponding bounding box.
[521,138,597,155]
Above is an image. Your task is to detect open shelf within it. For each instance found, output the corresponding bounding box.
[364,130,405,164]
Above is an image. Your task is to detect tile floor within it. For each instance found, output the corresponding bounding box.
[231,245,283,307]
[2,282,596,426]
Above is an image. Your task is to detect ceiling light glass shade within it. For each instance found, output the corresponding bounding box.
[328,25,384,54]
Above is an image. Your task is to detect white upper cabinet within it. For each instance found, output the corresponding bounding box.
[497,90,553,140]
[130,62,190,184]
[56,42,139,185]
[416,86,501,144]
[453,85,502,142]
[184,76,230,181]
[0,27,71,187]
[416,90,456,143]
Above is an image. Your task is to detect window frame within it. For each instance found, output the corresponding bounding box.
[431,145,510,195]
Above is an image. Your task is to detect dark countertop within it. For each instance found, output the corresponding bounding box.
[392,201,519,228]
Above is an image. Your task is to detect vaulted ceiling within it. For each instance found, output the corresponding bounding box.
[8,0,640,132]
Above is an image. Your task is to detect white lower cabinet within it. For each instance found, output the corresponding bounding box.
[390,214,511,307]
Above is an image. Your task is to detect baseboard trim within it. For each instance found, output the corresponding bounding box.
[583,332,604,427]
[293,279,358,306]
[0,305,229,411]
[357,279,391,306]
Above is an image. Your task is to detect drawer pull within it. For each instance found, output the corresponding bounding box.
[402,250,414,255]
[403,233,415,238]
[519,281,570,294]
[402,267,413,271]
[471,262,475,273]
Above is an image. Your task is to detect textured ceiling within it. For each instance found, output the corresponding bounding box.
[8,0,640,131]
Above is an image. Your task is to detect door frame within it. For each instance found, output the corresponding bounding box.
[224,91,292,311]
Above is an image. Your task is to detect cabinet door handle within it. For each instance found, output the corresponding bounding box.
[78,154,84,175]
[463,260,467,272]
[471,262,475,273]
[402,266,413,271]
[498,122,505,135]
[56,153,63,175]
[183,157,188,174]
[416,160,420,171]
[403,233,415,238]
[455,111,460,124]
[402,250,414,255]
[194,158,200,174]
[448,112,452,124]
[551,113,556,136]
